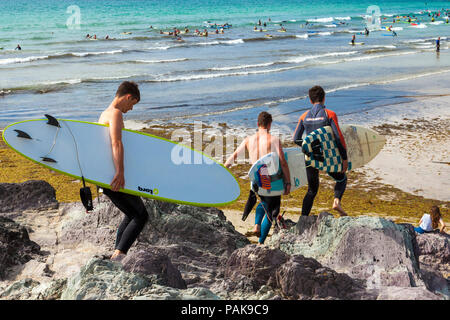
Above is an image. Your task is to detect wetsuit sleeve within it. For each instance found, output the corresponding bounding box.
[293,112,306,147]
[326,110,348,160]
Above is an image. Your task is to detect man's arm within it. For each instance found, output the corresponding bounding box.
[293,116,305,147]
[109,110,125,191]
[224,137,247,168]
[327,110,348,173]
[274,138,291,195]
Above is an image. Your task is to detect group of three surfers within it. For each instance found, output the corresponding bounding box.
[98,81,349,261]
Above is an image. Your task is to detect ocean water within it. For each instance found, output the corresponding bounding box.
[0,0,449,130]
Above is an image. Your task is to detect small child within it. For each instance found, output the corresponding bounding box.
[414,206,446,234]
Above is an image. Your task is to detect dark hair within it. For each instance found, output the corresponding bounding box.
[257,111,272,128]
[116,81,140,102]
[309,85,325,103]
[430,206,441,230]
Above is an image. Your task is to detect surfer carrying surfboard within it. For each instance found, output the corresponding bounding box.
[225,112,291,243]
[293,86,348,217]
[98,81,149,261]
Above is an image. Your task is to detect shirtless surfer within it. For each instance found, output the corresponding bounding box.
[225,112,291,244]
[98,81,149,261]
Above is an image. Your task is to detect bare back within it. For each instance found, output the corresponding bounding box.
[98,106,124,129]
[246,130,280,164]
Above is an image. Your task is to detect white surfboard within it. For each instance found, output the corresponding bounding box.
[248,147,307,197]
[249,124,385,196]
[2,117,240,207]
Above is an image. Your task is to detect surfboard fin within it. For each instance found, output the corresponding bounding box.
[44,114,61,127]
[14,129,32,139]
[41,157,57,163]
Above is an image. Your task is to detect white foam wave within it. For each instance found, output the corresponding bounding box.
[325,24,337,28]
[153,66,296,83]
[0,55,49,65]
[295,34,309,39]
[335,16,351,20]
[135,58,188,64]
[211,62,275,71]
[71,49,123,57]
[307,17,334,23]
[285,51,357,64]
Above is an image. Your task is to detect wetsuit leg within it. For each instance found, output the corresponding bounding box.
[242,189,257,221]
[302,166,319,216]
[328,172,347,200]
[254,202,266,226]
[102,188,149,254]
[258,195,281,244]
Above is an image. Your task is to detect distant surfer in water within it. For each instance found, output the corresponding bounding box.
[351,34,355,45]
[225,112,291,244]
[293,86,348,217]
[436,37,440,52]
[98,81,149,261]
[15,44,21,50]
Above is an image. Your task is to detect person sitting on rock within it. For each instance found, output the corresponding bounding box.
[225,111,291,244]
[414,205,446,234]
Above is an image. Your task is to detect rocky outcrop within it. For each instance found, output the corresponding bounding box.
[0,216,42,280]
[221,245,370,300]
[59,196,250,287]
[0,181,58,214]
[0,180,448,300]
[415,231,450,297]
[270,212,425,289]
[60,258,218,300]
[122,250,186,289]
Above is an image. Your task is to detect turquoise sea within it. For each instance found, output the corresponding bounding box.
[0,0,449,129]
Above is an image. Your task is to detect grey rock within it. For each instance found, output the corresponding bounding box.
[0,278,40,299]
[276,254,369,300]
[0,216,42,279]
[60,196,250,287]
[223,244,289,292]
[61,258,153,300]
[271,213,424,289]
[376,286,443,300]
[122,249,186,289]
[0,181,58,214]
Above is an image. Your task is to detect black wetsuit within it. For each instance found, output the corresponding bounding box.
[102,188,149,254]
[293,104,348,216]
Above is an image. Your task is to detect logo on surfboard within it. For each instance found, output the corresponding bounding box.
[138,186,159,195]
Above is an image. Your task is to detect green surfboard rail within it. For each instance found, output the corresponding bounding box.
[2,118,241,207]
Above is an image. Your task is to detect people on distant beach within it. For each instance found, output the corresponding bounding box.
[15,44,21,50]
[414,206,447,234]
[293,86,348,217]
[225,111,291,244]
[98,81,149,261]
